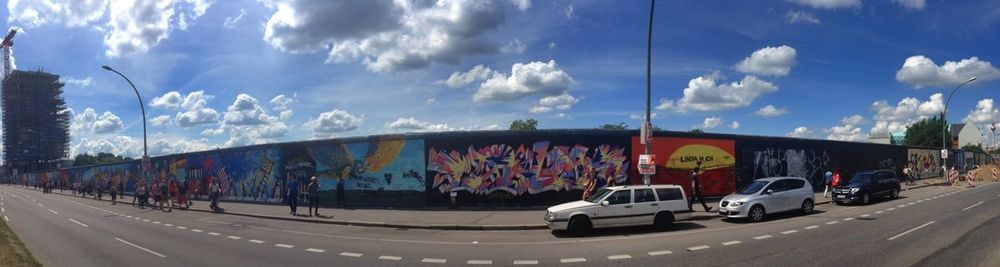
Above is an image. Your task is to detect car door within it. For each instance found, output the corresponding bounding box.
[761,180,788,212]
[656,187,691,220]
[875,172,892,196]
[595,189,633,227]
[784,179,806,209]
[631,188,658,225]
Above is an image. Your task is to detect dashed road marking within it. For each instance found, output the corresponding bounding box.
[861,214,871,217]
[125,215,132,218]
[226,236,241,240]
[875,211,884,214]
[962,201,984,211]
[421,258,447,264]
[378,255,402,261]
[339,252,362,257]
[164,224,174,227]
[754,235,773,240]
[276,244,295,249]
[722,241,742,246]
[648,250,672,256]
[48,209,58,215]
[887,208,895,211]
[1,207,4,212]
[468,260,493,265]
[513,260,538,265]
[908,202,915,205]
[687,245,710,251]
[191,229,203,233]
[805,225,819,230]
[115,237,166,258]
[4,215,9,222]
[916,200,924,203]
[924,198,931,201]
[888,221,936,241]
[176,226,187,230]
[898,205,907,208]
[782,230,799,234]
[306,248,325,253]
[69,218,89,228]
[560,258,586,263]
[249,239,265,244]
[608,254,632,260]
[153,221,161,224]
[208,232,220,236]
[826,221,839,225]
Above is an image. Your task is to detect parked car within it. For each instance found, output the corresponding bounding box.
[717,177,815,222]
[833,170,900,205]
[544,184,692,235]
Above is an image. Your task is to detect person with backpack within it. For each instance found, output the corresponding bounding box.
[307,176,321,217]
[287,177,299,215]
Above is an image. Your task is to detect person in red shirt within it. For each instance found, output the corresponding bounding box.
[832,170,841,187]
[168,178,178,208]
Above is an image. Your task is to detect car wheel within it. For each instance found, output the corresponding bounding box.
[862,193,871,205]
[654,212,675,229]
[890,188,899,199]
[567,215,592,236]
[748,205,766,222]
[801,199,814,215]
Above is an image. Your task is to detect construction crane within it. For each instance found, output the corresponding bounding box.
[1,29,17,79]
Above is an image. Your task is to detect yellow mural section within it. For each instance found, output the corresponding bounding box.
[363,139,406,173]
[667,144,735,171]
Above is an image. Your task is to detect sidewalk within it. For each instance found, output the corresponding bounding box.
[16,176,954,231]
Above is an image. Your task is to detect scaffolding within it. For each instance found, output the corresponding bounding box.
[2,70,70,174]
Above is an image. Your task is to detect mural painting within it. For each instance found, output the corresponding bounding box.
[427,133,630,207]
[907,149,942,179]
[738,139,906,192]
[632,136,736,196]
[82,162,139,192]
[285,136,426,207]
[187,147,283,203]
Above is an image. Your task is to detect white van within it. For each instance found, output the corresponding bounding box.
[544,184,692,234]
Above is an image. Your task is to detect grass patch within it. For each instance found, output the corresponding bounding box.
[0,218,40,267]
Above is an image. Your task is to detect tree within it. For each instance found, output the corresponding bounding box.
[73,152,133,167]
[962,144,986,154]
[689,128,704,133]
[509,119,538,131]
[598,122,628,130]
[904,116,951,148]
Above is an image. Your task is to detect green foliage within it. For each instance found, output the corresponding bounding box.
[962,144,986,154]
[689,128,704,133]
[904,116,951,148]
[509,119,538,131]
[598,122,628,130]
[73,152,133,167]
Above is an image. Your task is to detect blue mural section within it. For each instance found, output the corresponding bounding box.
[186,147,283,203]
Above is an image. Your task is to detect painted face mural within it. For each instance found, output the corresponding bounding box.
[632,137,736,196]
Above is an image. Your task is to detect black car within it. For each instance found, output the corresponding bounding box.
[832,170,901,205]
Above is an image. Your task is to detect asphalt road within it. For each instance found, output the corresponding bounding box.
[1,183,998,267]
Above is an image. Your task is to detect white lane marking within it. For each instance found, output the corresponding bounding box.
[560,258,586,263]
[962,201,984,211]
[916,200,924,203]
[805,225,819,230]
[207,232,220,236]
[722,240,742,246]
[69,218,89,228]
[908,202,915,205]
[276,244,295,249]
[226,236,241,240]
[898,204,907,208]
[648,250,672,256]
[48,209,58,215]
[191,229,203,233]
[152,221,161,224]
[4,215,9,222]
[421,258,447,264]
[754,235,773,240]
[887,208,896,211]
[378,255,402,261]
[37,203,43,207]
[687,245,710,251]
[164,224,173,227]
[115,237,166,258]
[924,198,931,201]
[339,252,362,257]
[513,260,538,265]
[176,226,187,230]
[782,230,798,234]
[1,207,4,212]
[861,214,871,217]
[826,221,839,225]
[125,215,132,218]
[249,239,265,244]
[306,248,325,253]
[608,254,632,260]
[468,260,493,264]
[888,221,936,241]
[875,211,884,214]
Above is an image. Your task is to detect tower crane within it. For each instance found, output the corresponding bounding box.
[2,29,17,79]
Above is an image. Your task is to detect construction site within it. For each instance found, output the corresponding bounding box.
[0,29,70,175]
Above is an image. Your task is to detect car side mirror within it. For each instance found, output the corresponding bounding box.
[601,201,610,206]
[764,189,773,195]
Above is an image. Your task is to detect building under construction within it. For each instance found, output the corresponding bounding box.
[2,70,70,174]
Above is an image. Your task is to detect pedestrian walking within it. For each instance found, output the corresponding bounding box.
[209,179,222,212]
[287,177,299,215]
[110,182,118,205]
[307,176,321,217]
[336,178,346,208]
[822,171,833,198]
[168,178,178,208]
[902,165,912,186]
[177,179,189,209]
[581,168,598,201]
[687,160,712,212]
[832,169,841,187]
[159,178,171,211]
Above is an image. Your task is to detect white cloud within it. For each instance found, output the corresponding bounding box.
[729,121,741,129]
[528,106,552,114]
[91,111,124,133]
[826,114,866,142]
[530,93,578,113]
[964,99,999,130]
[264,0,524,73]
[303,109,364,137]
[222,8,246,29]
[385,117,454,132]
[869,93,943,135]
[735,45,797,77]
[104,0,213,58]
[269,94,296,120]
[786,126,813,138]
[702,116,722,129]
[71,134,215,158]
[150,91,183,109]
[68,107,123,134]
[223,94,270,126]
[655,99,675,110]
[441,65,496,88]
[754,105,788,117]
[500,38,526,54]
[426,98,438,105]
[787,0,861,9]
[7,0,107,28]
[841,114,865,125]
[895,56,1000,89]
[209,93,291,147]
[171,90,220,127]
[61,76,94,87]
[472,60,575,102]
[893,0,926,10]
[665,73,778,112]
[786,10,820,24]
[150,115,171,126]
[511,0,531,11]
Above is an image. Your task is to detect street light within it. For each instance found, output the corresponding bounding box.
[101,65,148,159]
[642,0,655,185]
[941,76,976,174]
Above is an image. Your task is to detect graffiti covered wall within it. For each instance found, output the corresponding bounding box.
[907,149,942,179]
[425,131,630,207]
[187,146,283,203]
[736,138,906,191]
[631,136,736,196]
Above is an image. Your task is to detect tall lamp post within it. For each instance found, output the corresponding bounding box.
[941,77,976,174]
[642,0,655,185]
[101,65,148,167]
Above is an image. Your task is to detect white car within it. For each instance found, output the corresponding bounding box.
[717,177,815,222]
[544,184,692,234]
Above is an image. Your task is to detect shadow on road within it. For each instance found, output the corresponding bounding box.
[722,210,829,224]
[549,222,706,238]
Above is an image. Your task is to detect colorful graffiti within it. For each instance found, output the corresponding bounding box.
[747,148,832,189]
[907,149,942,179]
[428,141,629,198]
[81,162,139,192]
[187,147,283,203]
[632,137,736,196]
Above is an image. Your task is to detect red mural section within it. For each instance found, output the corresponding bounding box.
[631,136,736,196]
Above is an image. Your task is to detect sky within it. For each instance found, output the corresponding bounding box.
[2,0,1000,159]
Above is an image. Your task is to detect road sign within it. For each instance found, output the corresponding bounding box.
[638,154,656,175]
[941,149,948,159]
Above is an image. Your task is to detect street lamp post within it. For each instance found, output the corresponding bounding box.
[941,77,977,175]
[642,0,655,185]
[101,65,148,160]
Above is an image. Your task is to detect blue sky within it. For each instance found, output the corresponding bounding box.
[2,0,1000,159]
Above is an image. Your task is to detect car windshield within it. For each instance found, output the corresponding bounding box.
[736,181,769,195]
[848,173,873,185]
[585,188,613,203]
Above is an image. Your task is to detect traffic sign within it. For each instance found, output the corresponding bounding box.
[941,149,948,159]
[638,154,656,175]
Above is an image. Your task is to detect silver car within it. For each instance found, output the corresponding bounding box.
[717,177,815,222]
